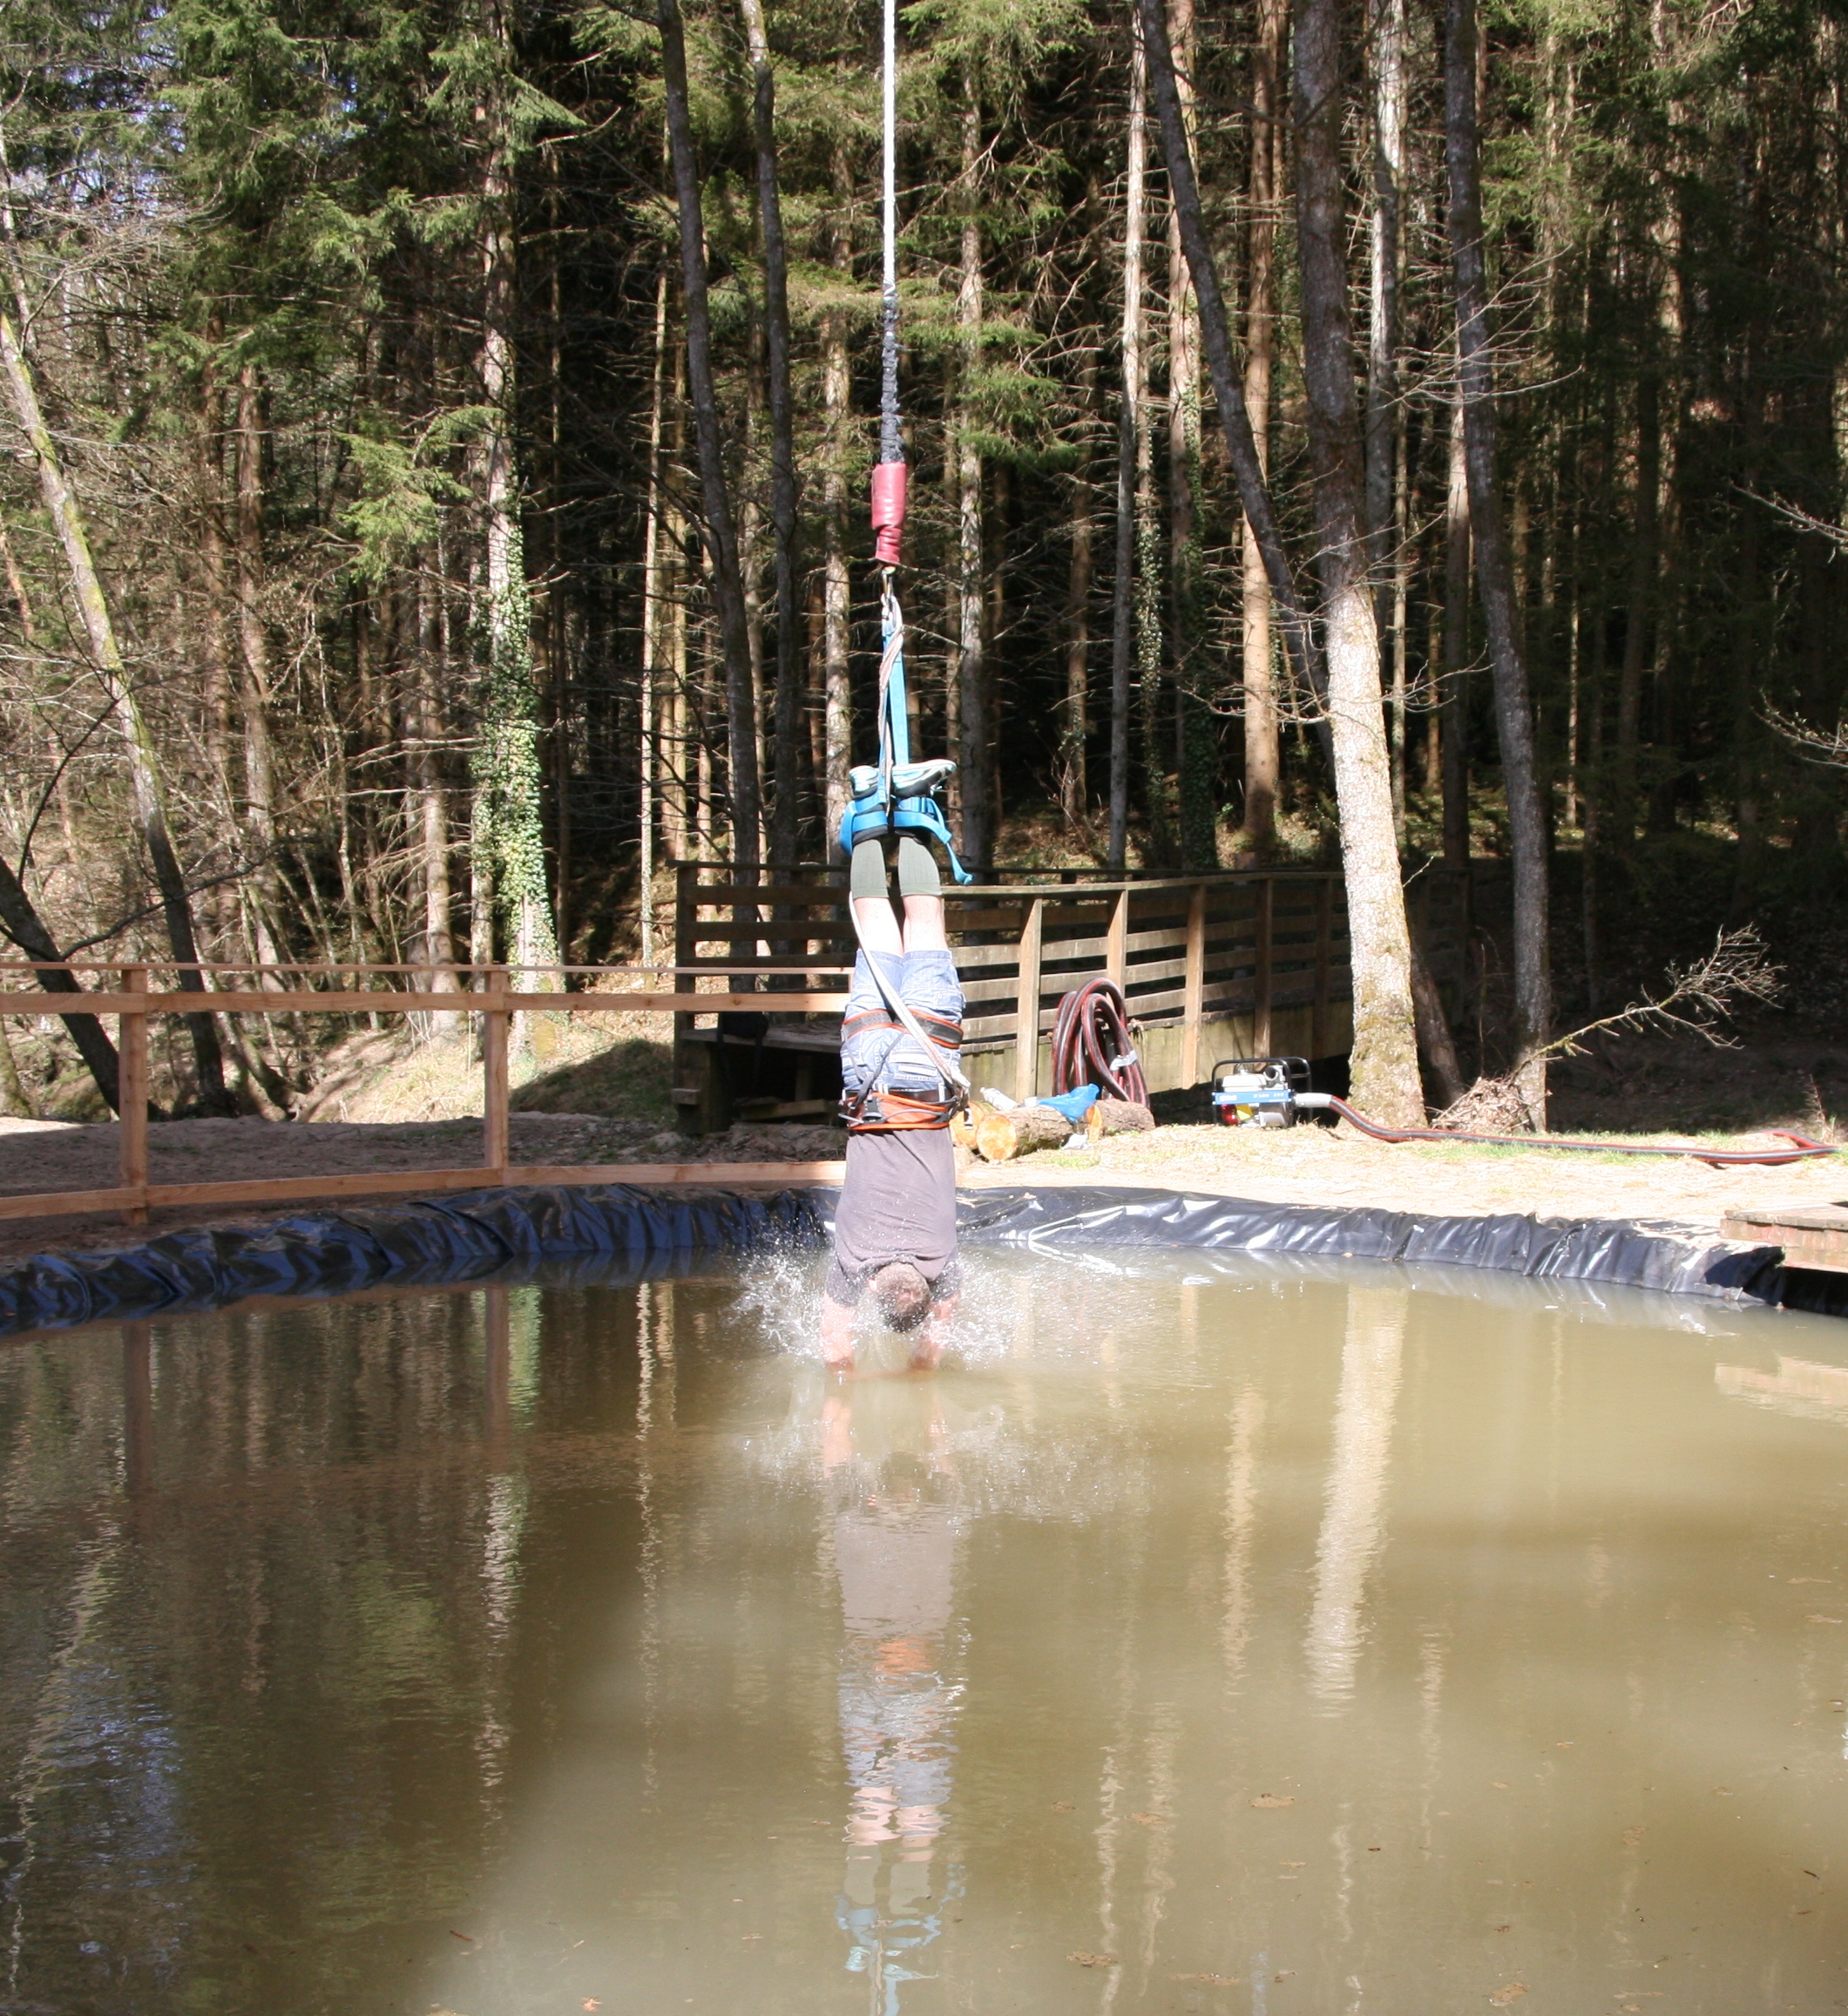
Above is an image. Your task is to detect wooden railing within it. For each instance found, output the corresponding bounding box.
[0,863,1467,1224]
[674,862,1468,1110]
[0,961,850,1228]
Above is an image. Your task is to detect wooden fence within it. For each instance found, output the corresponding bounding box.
[674,862,1468,1124]
[0,863,1466,1227]
[0,962,849,1228]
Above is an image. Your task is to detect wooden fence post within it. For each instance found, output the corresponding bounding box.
[673,863,700,1133]
[1106,886,1130,989]
[1254,878,1274,1059]
[1312,879,1333,1059]
[119,963,148,1225]
[1013,896,1045,1102]
[1181,881,1207,1085]
[481,964,510,1176]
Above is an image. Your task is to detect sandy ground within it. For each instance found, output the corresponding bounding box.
[0,1109,1839,1267]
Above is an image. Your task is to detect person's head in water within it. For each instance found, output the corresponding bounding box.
[870,1262,931,1332]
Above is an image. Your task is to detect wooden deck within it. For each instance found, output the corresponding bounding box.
[1721,1204,1848,1275]
[671,862,1470,1133]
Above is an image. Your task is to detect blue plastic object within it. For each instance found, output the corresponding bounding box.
[1034,1085,1100,1125]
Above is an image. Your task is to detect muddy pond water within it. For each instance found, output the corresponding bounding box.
[3,1246,1846,2015]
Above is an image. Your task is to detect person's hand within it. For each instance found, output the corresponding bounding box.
[909,1295,957,1373]
[820,1294,856,1375]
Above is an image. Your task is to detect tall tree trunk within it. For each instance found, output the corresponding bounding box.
[1445,0,1550,1119]
[639,267,670,959]
[660,0,762,882]
[738,0,802,873]
[410,563,455,990]
[955,74,992,878]
[821,167,853,856]
[1139,0,1323,712]
[0,302,231,1110]
[1060,342,1096,826]
[1166,0,1215,872]
[473,10,561,999]
[233,362,283,972]
[1292,0,1422,1122]
[1240,0,1284,851]
[1613,369,1659,849]
[1440,398,1472,869]
[1107,11,1149,872]
[1366,0,1408,829]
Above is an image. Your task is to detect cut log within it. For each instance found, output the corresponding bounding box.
[974,1104,1073,1161]
[1086,1097,1156,1141]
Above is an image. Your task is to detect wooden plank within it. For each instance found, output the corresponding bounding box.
[1013,896,1045,1102]
[1254,878,1274,1057]
[1107,888,1130,986]
[681,883,846,906]
[1182,883,1206,1085]
[481,971,509,1173]
[119,965,149,1227]
[0,1161,851,1223]
[1721,1206,1848,1275]
[669,923,850,945]
[47,989,850,1016]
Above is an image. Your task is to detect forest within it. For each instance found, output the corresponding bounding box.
[1,0,1845,1126]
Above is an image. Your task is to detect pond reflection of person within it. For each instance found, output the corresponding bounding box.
[822,1386,963,2009]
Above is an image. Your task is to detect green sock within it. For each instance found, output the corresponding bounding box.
[850,837,890,903]
[896,835,941,900]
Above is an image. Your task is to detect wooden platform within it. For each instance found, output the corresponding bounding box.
[1721,1203,1848,1275]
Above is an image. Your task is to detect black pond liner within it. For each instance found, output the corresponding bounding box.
[0,1180,1804,1343]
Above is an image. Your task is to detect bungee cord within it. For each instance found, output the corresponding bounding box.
[846,0,971,1099]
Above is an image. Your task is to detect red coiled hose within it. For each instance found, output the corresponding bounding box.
[1051,978,1149,1105]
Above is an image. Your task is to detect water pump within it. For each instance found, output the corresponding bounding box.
[1210,1056,1332,1128]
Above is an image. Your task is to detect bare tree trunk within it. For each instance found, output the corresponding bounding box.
[1166,0,1214,872]
[1613,369,1659,849]
[0,303,230,1110]
[1107,12,1149,873]
[233,362,283,972]
[956,74,992,877]
[660,0,762,882]
[1440,397,1472,869]
[410,563,455,990]
[1445,0,1550,1119]
[1060,342,1096,826]
[738,0,802,873]
[1366,0,1408,830]
[821,173,853,855]
[639,268,669,958]
[1292,0,1422,1122]
[1139,0,1323,710]
[473,8,561,1004]
[1240,0,1284,851]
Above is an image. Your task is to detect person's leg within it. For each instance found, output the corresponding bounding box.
[850,836,902,954]
[895,834,946,952]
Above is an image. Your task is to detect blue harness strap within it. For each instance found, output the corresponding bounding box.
[836,578,973,883]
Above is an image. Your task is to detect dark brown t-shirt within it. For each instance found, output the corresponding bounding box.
[823,1126,960,1308]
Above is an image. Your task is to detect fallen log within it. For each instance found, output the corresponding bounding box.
[1086,1097,1156,1141]
[974,1103,1073,1161]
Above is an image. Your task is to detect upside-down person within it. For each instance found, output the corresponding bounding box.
[821,830,965,1377]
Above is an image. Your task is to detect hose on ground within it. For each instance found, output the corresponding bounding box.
[1050,978,1148,1106]
[1319,1096,1836,1167]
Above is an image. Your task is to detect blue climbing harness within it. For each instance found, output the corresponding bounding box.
[836,573,971,882]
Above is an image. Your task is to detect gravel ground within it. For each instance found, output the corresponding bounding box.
[0,1108,1838,1267]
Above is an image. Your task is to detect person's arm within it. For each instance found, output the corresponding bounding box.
[821,1293,856,1374]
